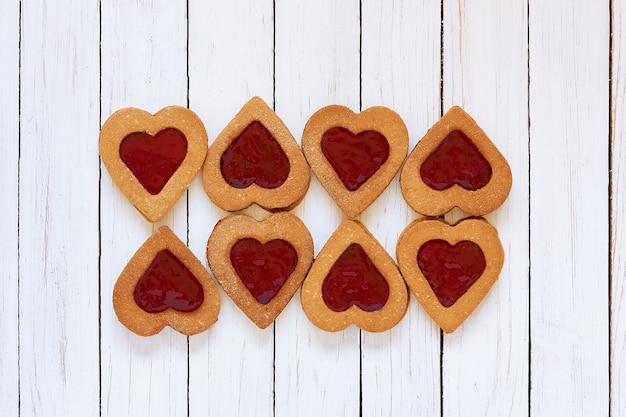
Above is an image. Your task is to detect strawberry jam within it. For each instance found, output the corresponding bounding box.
[417,239,486,307]
[230,238,298,304]
[321,243,390,312]
[220,121,290,189]
[119,128,188,195]
[133,249,204,313]
[420,130,492,191]
[321,127,389,191]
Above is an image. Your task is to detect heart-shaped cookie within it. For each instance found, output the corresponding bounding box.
[396,217,504,333]
[301,220,408,332]
[113,226,221,336]
[302,105,409,218]
[400,106,512,216]
[206,213,313,329]
[203,96,310,212]
[100,106,208,222]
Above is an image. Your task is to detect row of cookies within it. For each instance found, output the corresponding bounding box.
[100,97,512,222]
[113,212,503,336]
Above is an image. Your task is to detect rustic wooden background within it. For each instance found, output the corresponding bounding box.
[1,0,622,415]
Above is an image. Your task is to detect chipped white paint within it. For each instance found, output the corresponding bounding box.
[3,0,620,416]
[0,0,19,415]
[612,0,626,414]
[529,0,609,416]
[18,0,100,416]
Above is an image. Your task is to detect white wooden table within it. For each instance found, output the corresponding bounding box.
[1,0,622,416]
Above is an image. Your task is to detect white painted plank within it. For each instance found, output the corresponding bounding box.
[18,0,100,415]
[440,0,530,416]
[274,1,361,415]
[100,1,190,416]
[360,1,441,416]
[529,0,609,415]
[611,0,626,415]
[187,1,275,416]
[0,0,20,415]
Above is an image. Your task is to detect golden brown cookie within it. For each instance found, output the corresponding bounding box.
[206,213,314,328]
[400,106,512,216]
[301,220,409,332]
[202,96,310,212]
[100,106,208,222]
[301,105,409,218]
[396,217,504,333]
[113,226,220,336]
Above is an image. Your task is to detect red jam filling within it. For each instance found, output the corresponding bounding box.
[230,238,298,305]
[321,127,390,191]
[220,121,290,189]
[119,128,188,195]
[133,249,204,313]
[417,239,486,307]
[420,130,492,191]
[321,243,390,312]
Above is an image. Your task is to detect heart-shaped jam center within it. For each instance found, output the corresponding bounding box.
[321,243,390,312]
[119,128,188,195]
[133,249,204,313]
[420,130,492,191]
[321,127,390,191]
[220,121,290,189]
[230,238,298,304]
[417,239,486,307]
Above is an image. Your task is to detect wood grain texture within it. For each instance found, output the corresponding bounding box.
[18,0,100,415]
[99,1,189,416]
[1,0,623,415]
[441,0,530,415]
[187,1,275,416]
[611,0,626,415]
[274,1,361,415]
[0,0,19,415]
[529,0,609,416]
[360,0,441,415]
